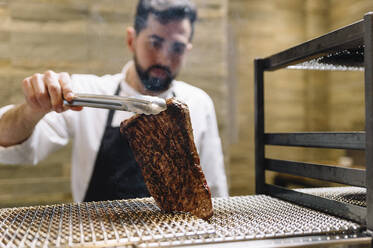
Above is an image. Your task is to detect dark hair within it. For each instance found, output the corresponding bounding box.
[134,0,197,41]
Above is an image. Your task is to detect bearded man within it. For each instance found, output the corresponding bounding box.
[0,0,228,202]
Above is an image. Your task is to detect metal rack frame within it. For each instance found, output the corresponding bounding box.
[255,12,373,230]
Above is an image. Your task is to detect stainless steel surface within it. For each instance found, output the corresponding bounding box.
[63,93,167,115]
[177,234,371,248]
[0,196,363,248]
[296,187,366,208]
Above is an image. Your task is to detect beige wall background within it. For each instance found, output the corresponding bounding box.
[0,0,372,207]
[228,0,373,194]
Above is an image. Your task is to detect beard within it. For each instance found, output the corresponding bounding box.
[134,56,175,92]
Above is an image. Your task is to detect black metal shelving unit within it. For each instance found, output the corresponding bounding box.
[255,12,373,230]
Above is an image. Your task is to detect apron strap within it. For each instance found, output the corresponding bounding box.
[105,84,122,127]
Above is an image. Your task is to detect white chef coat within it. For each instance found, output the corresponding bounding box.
[0,61,228,201]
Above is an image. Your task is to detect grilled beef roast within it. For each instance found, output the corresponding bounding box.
[120,98,213,220]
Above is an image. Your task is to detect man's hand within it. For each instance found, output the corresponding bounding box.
[0,70,82,147]
[22,70,82,116]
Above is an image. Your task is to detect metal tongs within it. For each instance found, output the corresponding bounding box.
[63,93,167,115]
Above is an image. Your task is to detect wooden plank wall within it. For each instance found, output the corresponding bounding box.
[228,0,310,195]
[0,0,229,207]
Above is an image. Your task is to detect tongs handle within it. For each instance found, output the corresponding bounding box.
[63,93,167,115]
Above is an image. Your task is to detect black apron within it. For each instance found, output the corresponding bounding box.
[84,85,150,201]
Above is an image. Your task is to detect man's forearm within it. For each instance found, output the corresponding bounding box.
[0,103,46,147]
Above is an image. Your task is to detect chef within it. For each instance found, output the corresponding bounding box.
[0,0,228,202]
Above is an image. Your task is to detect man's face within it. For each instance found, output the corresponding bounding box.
[132,14,192,92]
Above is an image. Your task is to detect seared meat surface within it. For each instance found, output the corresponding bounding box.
[120,98,213,220]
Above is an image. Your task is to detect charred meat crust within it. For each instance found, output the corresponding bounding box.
[120,98,213,220]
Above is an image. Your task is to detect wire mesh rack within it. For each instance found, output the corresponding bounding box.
[0,195,362,248]
[0,198,213,248]
[296,187,366,208]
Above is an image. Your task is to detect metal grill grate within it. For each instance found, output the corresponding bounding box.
[0,195,362,248]
[210,195,360,238]
[295,187,366,207]
[138,195,362,247]
[0,198,213,248]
